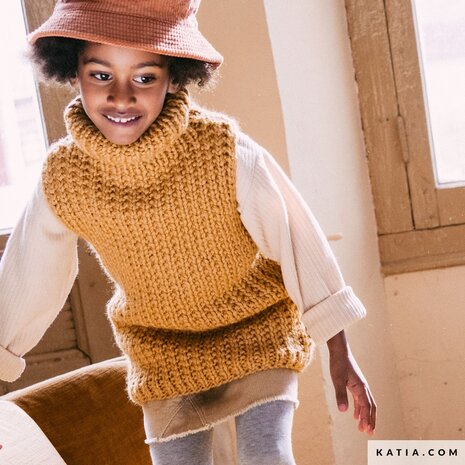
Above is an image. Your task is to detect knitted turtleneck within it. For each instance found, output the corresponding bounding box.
[41,89,312,404]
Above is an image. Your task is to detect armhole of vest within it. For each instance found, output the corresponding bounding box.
[40,145,79,237]
[37,177,77,237]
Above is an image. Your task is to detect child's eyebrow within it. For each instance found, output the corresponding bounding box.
[82,57,163,69]
[82,57,112,66]
[133,61,164,69]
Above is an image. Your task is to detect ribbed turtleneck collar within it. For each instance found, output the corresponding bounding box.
[64,88,190,165]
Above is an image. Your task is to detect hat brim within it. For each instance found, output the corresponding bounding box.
[28,7,223,68]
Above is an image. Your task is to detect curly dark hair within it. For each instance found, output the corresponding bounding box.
[29,36,217,88]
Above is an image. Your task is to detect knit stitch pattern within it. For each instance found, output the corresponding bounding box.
[41,89,313,404]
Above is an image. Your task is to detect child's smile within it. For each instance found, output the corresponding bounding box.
[104,115,140,124]
[75,43,177,145]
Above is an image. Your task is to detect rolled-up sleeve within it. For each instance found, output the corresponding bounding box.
[0,179,79,382]
[235,132,366,344]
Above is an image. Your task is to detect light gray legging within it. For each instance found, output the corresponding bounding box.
[148,400,297,465]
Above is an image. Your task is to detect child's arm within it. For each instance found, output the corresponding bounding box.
[0,180,79,382]
[236,132,376,434]
[236,133,366,341]
[327,329,377,434]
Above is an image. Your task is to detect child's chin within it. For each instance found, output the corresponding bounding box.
[103,132,141,146]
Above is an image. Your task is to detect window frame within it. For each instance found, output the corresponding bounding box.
[345,0,465,275]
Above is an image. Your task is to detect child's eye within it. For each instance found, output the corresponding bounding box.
[134,75,156,84]
[91,72,111,81]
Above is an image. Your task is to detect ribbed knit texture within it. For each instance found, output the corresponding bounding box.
[41,89,312,403]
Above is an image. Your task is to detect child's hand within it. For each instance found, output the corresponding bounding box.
[327,331,377,435]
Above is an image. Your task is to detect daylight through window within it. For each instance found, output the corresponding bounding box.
[412,0,465,187]
[0,2,46,231]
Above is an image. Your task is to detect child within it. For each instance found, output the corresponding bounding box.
[0,1,376,464]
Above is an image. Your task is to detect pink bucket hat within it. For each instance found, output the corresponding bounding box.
[28,0,223,67]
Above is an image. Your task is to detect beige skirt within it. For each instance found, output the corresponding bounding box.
[142,368,299,444]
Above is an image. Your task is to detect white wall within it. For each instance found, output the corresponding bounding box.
[263,1,405,464]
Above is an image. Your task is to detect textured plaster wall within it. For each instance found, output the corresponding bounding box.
[384,267,465,440]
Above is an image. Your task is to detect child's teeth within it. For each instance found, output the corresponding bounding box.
[107,115,137,123]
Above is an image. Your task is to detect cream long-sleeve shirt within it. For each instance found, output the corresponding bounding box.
[0,132,366,400]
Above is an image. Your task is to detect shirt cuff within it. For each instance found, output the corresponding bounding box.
[0,344,26,382]
[301,286,367,345]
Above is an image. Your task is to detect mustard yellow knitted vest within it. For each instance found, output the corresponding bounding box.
[42,89,313,404]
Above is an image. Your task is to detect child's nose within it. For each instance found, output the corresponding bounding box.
[107,82,136,107]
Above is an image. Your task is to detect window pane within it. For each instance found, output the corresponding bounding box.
[0,1,47,231]
[412,0,465,187]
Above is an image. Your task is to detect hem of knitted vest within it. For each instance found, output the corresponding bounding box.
[143,394,299,444]
[129,334,316,404]
[130,349,314,404]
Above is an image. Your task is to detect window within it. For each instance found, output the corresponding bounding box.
[0,0,76,234]
[412,0,465,187]
[0,1,47,231]
[345,0,465,275]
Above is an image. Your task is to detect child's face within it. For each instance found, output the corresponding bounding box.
[75,43,177,145]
